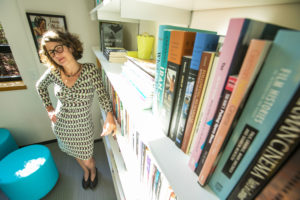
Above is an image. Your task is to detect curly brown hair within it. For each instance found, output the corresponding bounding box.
[39,30,83,70]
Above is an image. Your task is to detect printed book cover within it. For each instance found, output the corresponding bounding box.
[208,30,300,199]
[198,39,272,184]
[188,18,291,172]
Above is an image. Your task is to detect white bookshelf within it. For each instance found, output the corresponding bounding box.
[91,1,300,200]
[94,47,218,200]
[90,0,190,25]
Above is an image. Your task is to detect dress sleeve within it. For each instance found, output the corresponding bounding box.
[36,68,54,108]
[90,63,113,113]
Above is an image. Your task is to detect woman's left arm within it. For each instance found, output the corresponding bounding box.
[90,63,116,136]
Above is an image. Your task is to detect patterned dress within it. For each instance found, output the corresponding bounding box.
[36,63,112,160]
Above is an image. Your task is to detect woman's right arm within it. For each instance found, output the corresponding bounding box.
[36,69,56,122]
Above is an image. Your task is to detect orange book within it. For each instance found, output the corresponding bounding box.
[198,39,272,185]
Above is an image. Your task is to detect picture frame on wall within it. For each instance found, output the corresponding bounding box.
[26,12,68,60]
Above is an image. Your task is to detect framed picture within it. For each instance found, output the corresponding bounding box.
[26,12,68,59]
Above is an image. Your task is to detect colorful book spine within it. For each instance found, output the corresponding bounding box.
[198,39,272,183]
[188,18,289,171]
[208,30,300,199]
[195,75,237,175]
[169,56,191,142]
[160,30,196,136]
[185,52,216,155]
[228,87,300,199]
[181,36,224,153]
[255,147,300,200]
[169,33,220,144]
[156,30,172,113]
[153,25,216,116]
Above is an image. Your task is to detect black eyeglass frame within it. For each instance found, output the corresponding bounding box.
[48,44,64,57]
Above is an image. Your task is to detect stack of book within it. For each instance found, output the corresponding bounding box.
[103,47,127,63]
[121,56,156,109]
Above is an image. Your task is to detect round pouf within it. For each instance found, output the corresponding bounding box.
[0,128,18,160]
[0,144,59,200]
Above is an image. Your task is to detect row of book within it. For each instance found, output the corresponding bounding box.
[121,56,156,109]
[152,18,300,200]
[101,68,177,200]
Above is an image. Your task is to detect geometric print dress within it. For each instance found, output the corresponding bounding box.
[36,63,112,160]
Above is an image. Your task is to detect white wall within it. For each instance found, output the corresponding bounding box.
[190,3,300,35]
[0,0,103,146]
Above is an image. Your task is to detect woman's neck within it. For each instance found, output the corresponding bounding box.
[62,61,81,75]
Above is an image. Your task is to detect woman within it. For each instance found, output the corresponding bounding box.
[36,30,116,189]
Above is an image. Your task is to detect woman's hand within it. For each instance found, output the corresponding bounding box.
[101,112,116,137]
[46,106,57,123]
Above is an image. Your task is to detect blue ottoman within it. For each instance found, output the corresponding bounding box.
[0,144,59,200]
[0,128,18,160]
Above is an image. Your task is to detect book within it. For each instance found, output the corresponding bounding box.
[126,56,156,78]
[169,33,220,143]
[187,52,218,156]
[195,75,237,175]
[227,86,300,200]
[160,30,197,136]
[197,39,272,181]
[153,25,216,116]
[181,37,224,154]
[208,30,300,199]
[255,147,300,200]
[188,18,290,172]
[99,22,123,52]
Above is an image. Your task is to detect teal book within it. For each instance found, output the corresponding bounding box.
[208,30,300,199]
[153,25,216,115]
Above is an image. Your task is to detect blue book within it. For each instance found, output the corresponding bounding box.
[208,30,300,199]
[153,25,216,115]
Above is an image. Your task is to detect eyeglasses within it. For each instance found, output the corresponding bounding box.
[48,44,64,57]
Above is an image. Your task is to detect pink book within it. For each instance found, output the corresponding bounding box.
[188,18,247,170]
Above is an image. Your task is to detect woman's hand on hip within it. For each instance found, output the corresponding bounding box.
[46,106,57,123]
[48,111,57,123]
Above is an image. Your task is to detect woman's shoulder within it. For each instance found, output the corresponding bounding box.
[82,63,99,73]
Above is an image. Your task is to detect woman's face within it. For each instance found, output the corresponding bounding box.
[45,42,75,67]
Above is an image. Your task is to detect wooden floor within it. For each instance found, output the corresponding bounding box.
[0,140,117,200]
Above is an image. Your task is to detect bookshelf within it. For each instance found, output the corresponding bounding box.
[90,0,190,25]
[91,1,299,200]
[93,47,218,200]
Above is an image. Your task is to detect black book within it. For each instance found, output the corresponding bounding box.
[227,86,300,200]
[100,22,123,52]
[169,56,192,143]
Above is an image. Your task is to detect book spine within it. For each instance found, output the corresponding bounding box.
[162,61,182,137]
[169,56,191,142]
[154,27,217,115]
[255,147,300,200]
[180,67,199,152]
[181,52,214,153]
[195,75,237,175]
[198,39,273,185]
[208,30,300,199]
[188,18,247,171]
[172,33,219,147]
[182,36,225,153]
[156,30,172,111]
[160,31,196,136]
[227,90,300,200]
